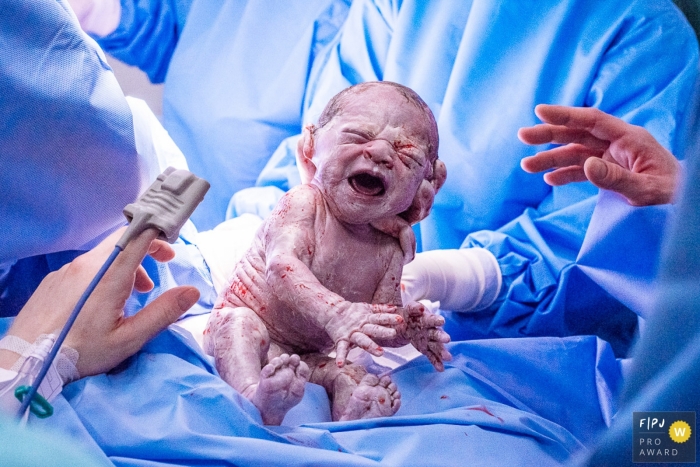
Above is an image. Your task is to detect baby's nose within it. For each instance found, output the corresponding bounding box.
[363,140,394,168]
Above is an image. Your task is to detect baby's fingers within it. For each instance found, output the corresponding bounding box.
[370,304,397,314]
[422,314,446,328]
[350,332,384,357]
[361,323,397,340]
[368,313,404,326]
[335,340,351,367]
[429,328,451,344]
[428,341,453,363]
[403,302,426,317]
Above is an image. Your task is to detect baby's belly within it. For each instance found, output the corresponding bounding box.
[219,255,333,353]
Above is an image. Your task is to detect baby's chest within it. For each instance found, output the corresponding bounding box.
[309,228,393,303]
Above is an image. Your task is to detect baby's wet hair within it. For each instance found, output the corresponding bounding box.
[316,81,439,165]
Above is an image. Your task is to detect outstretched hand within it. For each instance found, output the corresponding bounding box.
[518,104,680,206]
[1,227,200,377]
[398,302,451,372]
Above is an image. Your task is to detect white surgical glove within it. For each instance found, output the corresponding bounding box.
[401,248,502,312]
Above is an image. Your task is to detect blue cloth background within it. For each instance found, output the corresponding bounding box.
[1,316,622,466]
[98,0,353,230]
[0,0,139,267]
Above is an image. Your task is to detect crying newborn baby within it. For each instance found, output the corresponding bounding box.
[204,81,450,425]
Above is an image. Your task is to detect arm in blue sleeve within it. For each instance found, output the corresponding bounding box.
[445,4,697,355]
[96,0,192,83]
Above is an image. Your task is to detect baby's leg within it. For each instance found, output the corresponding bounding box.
[303,354,401,421]
[204,307,309,425]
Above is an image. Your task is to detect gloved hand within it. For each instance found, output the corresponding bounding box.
[401,248,502,312]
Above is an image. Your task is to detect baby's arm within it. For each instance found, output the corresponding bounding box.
[371,248,451,371]
[264,185,403,366]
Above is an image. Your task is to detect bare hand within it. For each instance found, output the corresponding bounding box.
[1,227,200,377]
[326,302,403,367]
[398,302,451,371]
[518,104,680,206]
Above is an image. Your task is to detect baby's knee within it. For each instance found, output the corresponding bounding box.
[203,307,270,356]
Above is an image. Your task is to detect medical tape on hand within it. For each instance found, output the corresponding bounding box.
[0,335,31,362]
[0,334,80,385]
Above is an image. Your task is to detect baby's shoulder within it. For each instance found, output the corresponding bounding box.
[278,184,324,209]
[264,184,325,231]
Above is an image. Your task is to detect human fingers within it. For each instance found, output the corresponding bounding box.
[542,166,589,186]
[534,105,630,141]
[361,323,397,340]
[584,158,676,206]
[368,313,404,326]
[129,239,175,292]
[425,349,445,372]
[429,328,451,344]
[147,239,176,262]
[518,124,609,150]
[520,144,602,173]
[79,286,199,376]
[95,228,160,300]
[350,332,384,357]
[428,341,453,362]
[402,302,424,317]
[133,265,154,292]
[420,313,446,329]
[112,228,161,274]
[427,341,452,371]
[335,340,350,367]
[370,304,398,314]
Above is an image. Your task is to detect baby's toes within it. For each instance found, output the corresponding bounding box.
[296,360,311,380]
[361,373,380,387]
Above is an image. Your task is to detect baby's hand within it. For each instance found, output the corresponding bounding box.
[399,302,452,371]
[326,302,403,367]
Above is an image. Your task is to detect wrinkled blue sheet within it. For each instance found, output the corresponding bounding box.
[0,314,621,466]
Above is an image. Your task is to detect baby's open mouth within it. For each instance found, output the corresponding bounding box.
[349,173,386,196]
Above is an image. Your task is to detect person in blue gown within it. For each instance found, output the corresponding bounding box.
[284,0,698,354]
[512,102,700,466]
[70,0,353,231]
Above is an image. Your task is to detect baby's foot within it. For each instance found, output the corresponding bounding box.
[338,374,401,421]
[251,354,310,425]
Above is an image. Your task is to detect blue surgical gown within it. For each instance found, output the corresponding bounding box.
[290,0,698,352]
[577,84,700,467]
[0,0,140,265]
[97,0,352,230]
[0,0,145,315]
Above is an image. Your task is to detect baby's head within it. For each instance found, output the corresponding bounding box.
[297,81,446,225]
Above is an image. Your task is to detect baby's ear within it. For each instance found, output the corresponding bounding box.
[400,159,447,225]
[296,124,317,184]
[431,160,447,192]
